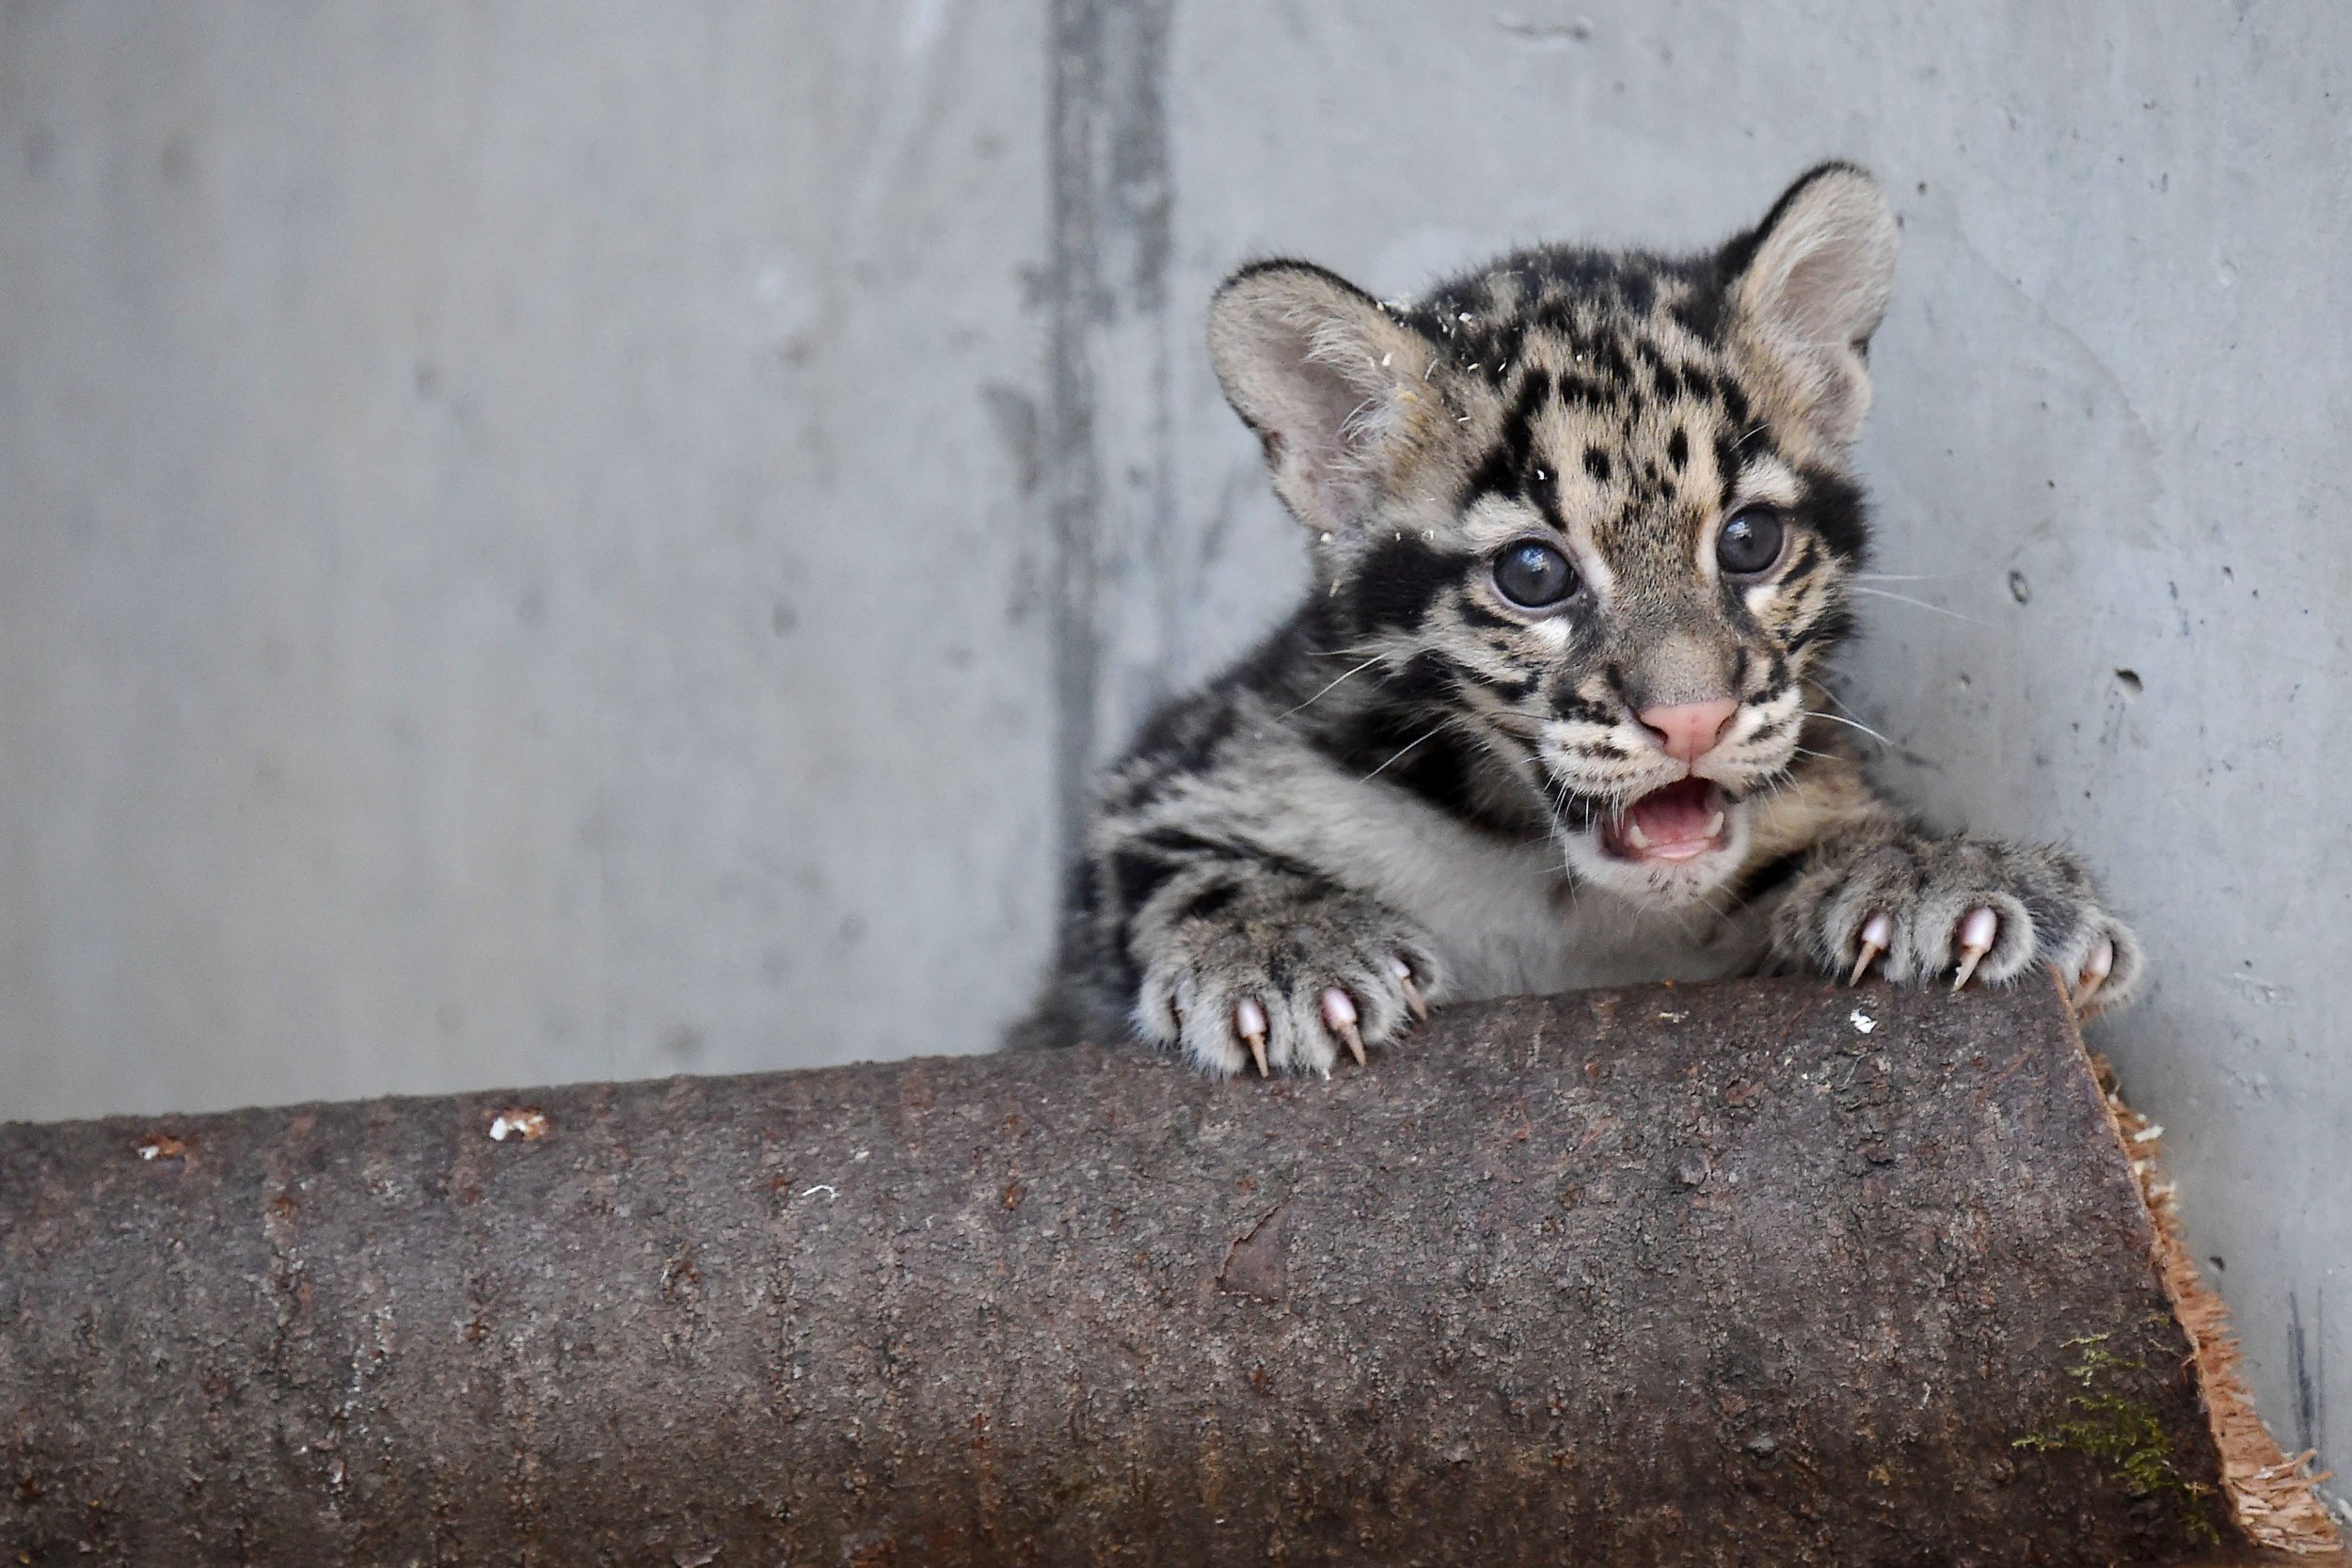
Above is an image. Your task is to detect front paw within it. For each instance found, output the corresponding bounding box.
[1770,833,2143,1016]
[1132,883,1440,1078]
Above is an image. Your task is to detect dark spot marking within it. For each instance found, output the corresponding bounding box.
[1716,378,1751,430]
[1128,692,1236,777]
[1134,826,1326,889]
[1107,847,1184,958]
[1786,607,1857,655]
[1551,688,1615,725]
[1111,850,1178,921]
[1666,427,1689,471]
[1711,433,1745,508]
[1456,659,1539,702]
[1735,850,1807,905]
[1457,597,1515,631]
[1633,339,1682,402]
[1351,536,1471,634]
[2019,887,2085,952]
[1794,466,1870,562]
[1312,705,1522,834]
[1135,827,1229,860]
[1582,446,1612,483]
[1390,651,1459,706]
[1175,881,1238,924]
[1558,372,1607,408]
[1461,370,1553,506]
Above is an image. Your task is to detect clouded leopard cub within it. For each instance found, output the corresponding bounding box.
[1025,164,2142,1077]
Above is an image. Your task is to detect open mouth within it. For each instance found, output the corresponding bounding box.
[1600,778,1730,863]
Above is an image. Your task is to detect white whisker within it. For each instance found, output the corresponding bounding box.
[1276,656,1383,719]
[1814,683,1867,720]
[1849,584,1988,626]
[1689,885,1740,924]
[1803,708,1894,750]
[1361,725,1443,782]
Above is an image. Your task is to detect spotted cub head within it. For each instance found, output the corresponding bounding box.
[1209,164,1899,909]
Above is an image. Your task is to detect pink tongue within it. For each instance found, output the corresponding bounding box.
[1630,779,1716,846]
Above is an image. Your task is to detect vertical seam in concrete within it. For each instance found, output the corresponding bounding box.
[1044,0,1105,876]
[1042,0,1174,876]
[2290,1285,2328,1470]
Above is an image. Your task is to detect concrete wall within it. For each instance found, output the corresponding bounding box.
[3,0,2344,1496]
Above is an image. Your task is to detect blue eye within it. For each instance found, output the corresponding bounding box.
[1492,540,1579,608]
[1717,508,1786,575]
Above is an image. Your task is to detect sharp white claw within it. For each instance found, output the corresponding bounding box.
[1234,996,1270,1078]
[1321,988,1367,1067]
[1951,906,2000,990]
[1849,911,1894,985]
[2073,935,2115,1011]
[1387,955,1429,1022]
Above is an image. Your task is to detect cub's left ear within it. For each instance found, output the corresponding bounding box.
[1726,163,1899,446]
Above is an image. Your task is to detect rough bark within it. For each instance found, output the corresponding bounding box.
[0,976,2283,1564]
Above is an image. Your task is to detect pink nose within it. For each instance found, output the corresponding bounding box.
[1638,699,1739,765]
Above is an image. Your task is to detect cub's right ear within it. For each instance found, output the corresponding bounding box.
[1207,261,1440,532]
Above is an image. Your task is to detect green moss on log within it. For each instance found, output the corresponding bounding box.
[2014,1333,2219,1544]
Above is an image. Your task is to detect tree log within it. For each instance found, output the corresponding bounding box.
[0,976,2328,1565]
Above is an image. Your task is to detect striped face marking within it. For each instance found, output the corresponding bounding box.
[1326,260,1870,908]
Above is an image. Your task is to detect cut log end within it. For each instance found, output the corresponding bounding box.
[2093,1053,2341,1555]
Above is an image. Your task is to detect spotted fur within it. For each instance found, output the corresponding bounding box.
[1019,165,2142,1075]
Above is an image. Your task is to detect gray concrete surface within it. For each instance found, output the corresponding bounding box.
[2,0,2344,1500]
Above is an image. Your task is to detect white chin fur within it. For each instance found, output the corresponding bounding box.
[1561,800,1752,909]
